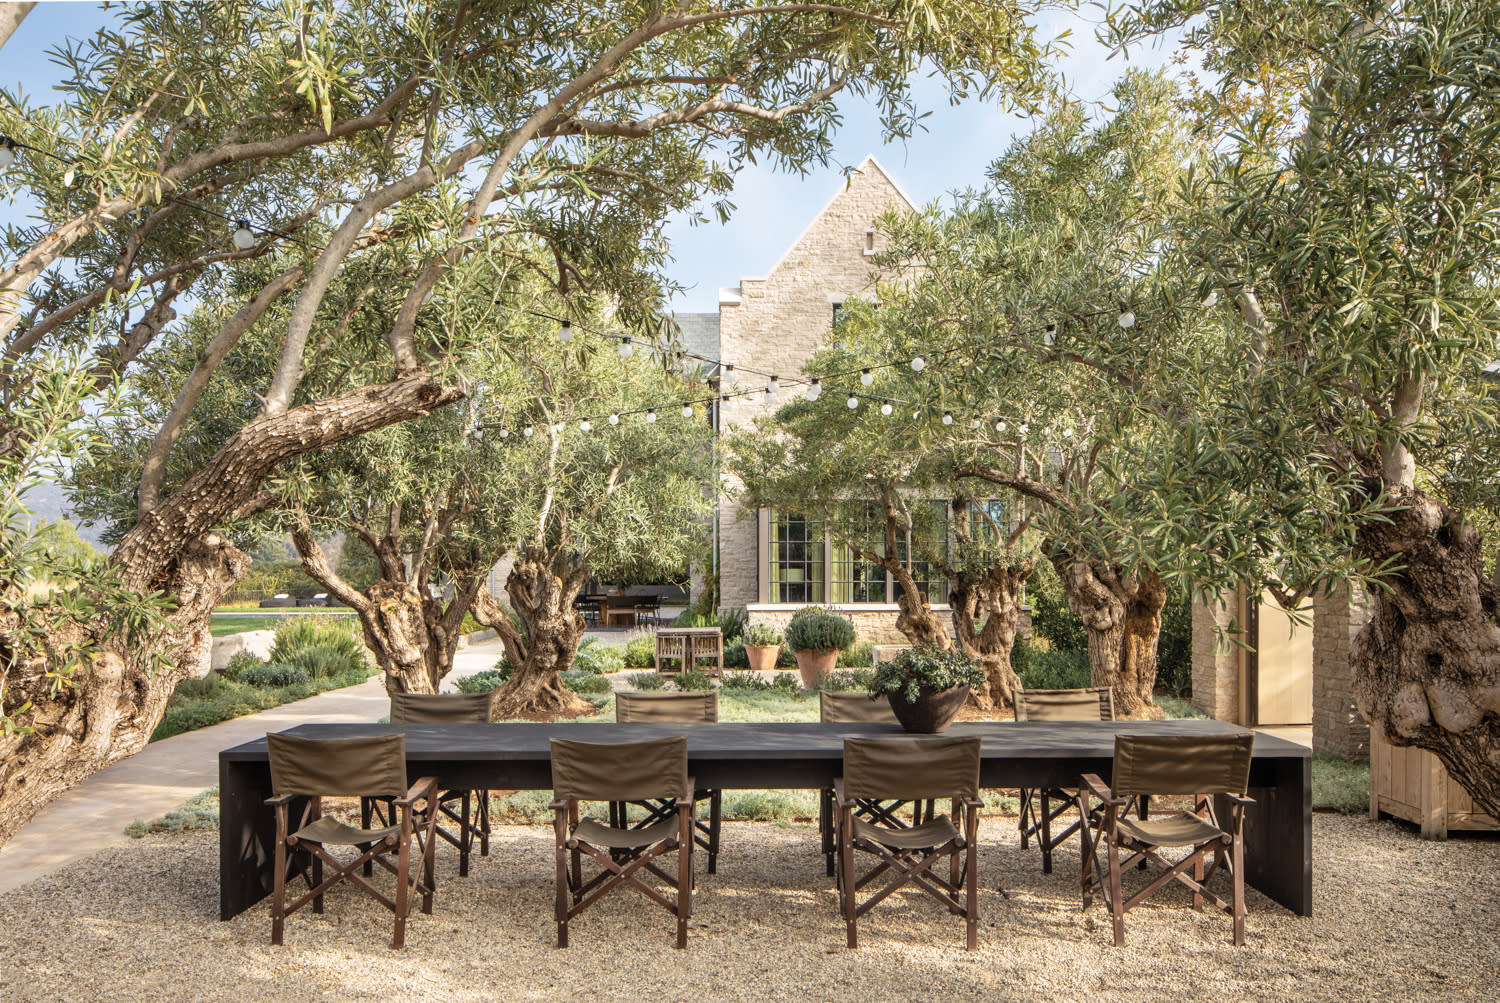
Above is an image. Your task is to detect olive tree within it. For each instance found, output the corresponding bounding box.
[0,0,1058,846]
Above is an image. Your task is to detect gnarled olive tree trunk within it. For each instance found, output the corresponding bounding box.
[293,529,486,695]
[1353,488,1500,819]
[472,549,594,721]
[948,560,1035,716]
[1048,550,1166,720]
[0,372,462,849]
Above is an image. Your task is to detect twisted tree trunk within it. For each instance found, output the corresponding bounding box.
[948,561,1034,716]
[1353,487,1500,818]
[474,552,594,721]
[1048,550,1166,720]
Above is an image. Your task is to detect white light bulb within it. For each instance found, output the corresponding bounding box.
[996,420,1007,432]
[1062,427,1074,438]
[806,378,822,401]
[722,362,736,385]
[846,395,859,410]
[681,403,693,418]
[0,142,16,169]
[552,422,564,433]
[768,375,780,394]
[618,337,633,358]
[580,419,592,432]
[941,411,953,425]
[1018,423,1029,435]
[498,427,510,439]
[523,425,534,438]
[646,409,657,423]
[1202,290,1219,309]
[970,419,980,429]
[911,356,926,372]
[762,386,775,404]
[1044,324,1056,347]
[860,369,874,386]
[559,320,573,343]
[1118,310,1136,329]
[880,403,893,416]
[609,412,620,426]
[231,220,256,250]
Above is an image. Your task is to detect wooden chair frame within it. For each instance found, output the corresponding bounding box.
[363,786,490,879]
[610,791,721,874]
[819,791,935,877]
[835,782,981,949]
[1079,775,1253,946]
[268,777,439,949]
[552,787,695,949]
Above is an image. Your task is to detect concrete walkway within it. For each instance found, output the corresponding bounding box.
[0,638,508,894]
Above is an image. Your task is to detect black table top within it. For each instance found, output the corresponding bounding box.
[221,719,1308,763]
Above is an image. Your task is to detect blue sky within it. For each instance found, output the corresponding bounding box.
[4,3,1189,313]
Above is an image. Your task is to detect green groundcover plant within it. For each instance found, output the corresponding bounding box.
[869,643,985,704]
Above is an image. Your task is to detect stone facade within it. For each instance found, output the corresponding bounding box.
[1191,591,1240,721]
[710,156,917,615]
[1311,586,1371,761]
[746,604,1033,647]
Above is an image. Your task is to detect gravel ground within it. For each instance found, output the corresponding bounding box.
[1,814,1496,1003]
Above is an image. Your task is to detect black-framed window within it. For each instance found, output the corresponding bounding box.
[768,511,825,602]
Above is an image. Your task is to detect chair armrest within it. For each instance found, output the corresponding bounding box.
[548,798,570,812]
[265,793,295,807]
[832,778,855,810]
[1081,774,1124,807]
[960,797,985,809]
[1224,792,1256,806]
[394,776,439,808]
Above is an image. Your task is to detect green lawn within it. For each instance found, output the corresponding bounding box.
[209,611,357,636]
[150,665,377,741]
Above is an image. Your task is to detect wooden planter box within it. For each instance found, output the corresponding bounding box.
[1369,728,1497,838]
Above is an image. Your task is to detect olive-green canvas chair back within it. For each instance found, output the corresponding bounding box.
[550,736,691,802]
[1015,687,1115,722]
[1111,733,1255,797]
[843,736,981,802]
[389,691,492,724]
[820,690,898,724]
[616,690,718,723]
[267,732,407,799]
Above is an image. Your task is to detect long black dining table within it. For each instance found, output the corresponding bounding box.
[218,719,1311,921]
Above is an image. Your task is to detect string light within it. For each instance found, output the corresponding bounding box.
[523,425,535,438]
[1018,422,1029,434]
[1044,324,1056,347]
[910,356,926,372]
[580,419,591,432]
[806,378,822,401]
[558,320,573,343]
[1202,290,1219,309]
[498,427,509,439]
[646,409,657,423]
[618,336,634,358]
[1117,310,1136,329]
[768,375,780,395]
[996,420,1007,432]
[942,411,953,425]
[880,402,893,416]
[0,137,16,168]
[762,385,775,404]
[609,412,620,425]
[681,403,693,418]
[231,219,256,250]
[551,422,564,433]
[860,368,873,386]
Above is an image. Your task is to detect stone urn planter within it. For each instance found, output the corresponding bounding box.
[886,684,970,734]
[746,644,782,672]
[794,648,839,688]
[869,643,985,734]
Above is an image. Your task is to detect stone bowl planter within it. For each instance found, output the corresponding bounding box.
[795,648,839,688]
[886,684,970,734]
[746,644,782,672]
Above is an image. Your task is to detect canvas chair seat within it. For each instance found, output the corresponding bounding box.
[293,815,401,846]
[852,814,957,852]
[572,816,680,851]
[1115,811,1226,848]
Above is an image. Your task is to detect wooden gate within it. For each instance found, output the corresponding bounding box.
[1243,590,1314,727]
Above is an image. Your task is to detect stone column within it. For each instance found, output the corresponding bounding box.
[1190,588,1241,721]
[1312,585,1371,762]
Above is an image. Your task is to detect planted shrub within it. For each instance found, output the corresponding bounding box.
[456,664,511,694]
[674,669,713,692]
[1016,647,1090,691]
[821,668,875,692]
[571,638,624,675]
[743,623,783,648]
[772,672,801,692]
[784,607,855,653]
[625,671,666,691]
[869,643,984,703]
[562,670,613,694]
[723,639,750,669]
[269,615,368,678]
[220,650,264,682]
[240,663,311,688]
[837,641,874,667]
[718,606,748,641]
[721,670,772,691]
[623,634,657,669]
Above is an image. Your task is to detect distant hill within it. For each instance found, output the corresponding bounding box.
[18,483,110,550]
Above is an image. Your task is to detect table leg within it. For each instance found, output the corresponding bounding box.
[219,757,279,920]
[1223,756,1312,916]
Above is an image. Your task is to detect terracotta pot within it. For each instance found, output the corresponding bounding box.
[886,684,970,734]
[794,648,839,688]
[746,644,782,672]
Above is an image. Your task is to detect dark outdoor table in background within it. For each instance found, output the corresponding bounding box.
[219,719,1311,921]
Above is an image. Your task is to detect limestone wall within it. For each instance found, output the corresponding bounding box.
[744,604,1033,648]
[1312,586,1371,761]
[716,158,915,607]
[1191,590,1241,721]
